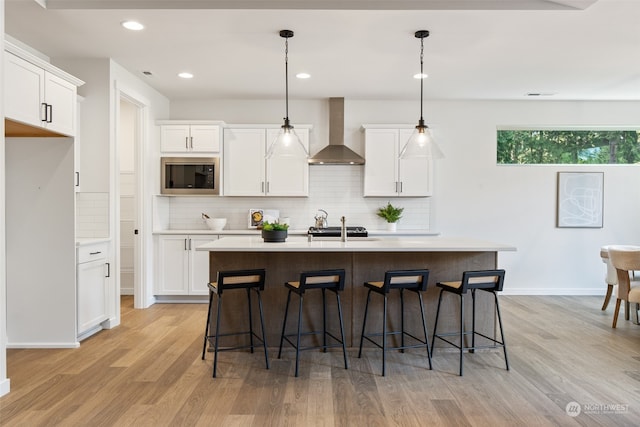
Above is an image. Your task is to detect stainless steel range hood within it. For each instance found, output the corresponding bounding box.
[308,97,365,165]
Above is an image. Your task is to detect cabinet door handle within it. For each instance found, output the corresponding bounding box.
[75,172,80,187]
[184,239,188,250]
[185,137,189,150]
[90,251,102,255]
[266,182,270,194]
[399,182,403,193]
[261,182,265,193]
[188,238,192,250]
[47,104,53,123]
[105,262,110,278]
[41,103,48,122]
[190,136,194,149]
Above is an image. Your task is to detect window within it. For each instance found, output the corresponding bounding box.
[497,129,640,164]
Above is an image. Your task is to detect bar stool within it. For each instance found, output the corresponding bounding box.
[431,269,508,376]
[358,269,432,376]
[201,269,269,378]
[278,269,348,377]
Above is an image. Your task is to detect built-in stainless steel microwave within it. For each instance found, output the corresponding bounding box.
[161,157,220,195]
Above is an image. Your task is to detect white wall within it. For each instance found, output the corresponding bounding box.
[1,2,11,397]
[170,98,640,295]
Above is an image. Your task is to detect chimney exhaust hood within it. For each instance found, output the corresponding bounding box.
[308,97,365,165]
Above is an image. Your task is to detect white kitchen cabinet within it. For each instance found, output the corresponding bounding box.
[160,123,221,153]
[156,235,217,295]
[77,241,110,339]
[74,96,84,192]
[363,126,432,197]
[4,50,79,137]
[223,127,309,197]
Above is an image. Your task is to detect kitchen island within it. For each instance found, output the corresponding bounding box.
[197,236,516,348]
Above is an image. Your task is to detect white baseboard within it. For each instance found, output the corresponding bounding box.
[0,378,10,397]
[502,288,605,296]
[120,288,134,295]
[6,341,80,349]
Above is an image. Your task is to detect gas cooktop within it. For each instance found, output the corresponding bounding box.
[307,226,368,237]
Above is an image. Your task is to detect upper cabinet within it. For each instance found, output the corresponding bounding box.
[159,121,223,153]
[362,126,433,197]
[4,43,83,138]
[223,126,310,197]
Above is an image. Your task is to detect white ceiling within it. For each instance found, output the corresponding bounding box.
[5,0,640,102]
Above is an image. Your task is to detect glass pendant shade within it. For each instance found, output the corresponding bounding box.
[399,122,443,159]
[266,121,309,158]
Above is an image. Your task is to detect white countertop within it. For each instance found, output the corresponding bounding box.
[195,236,516,253]
[153,229,440,236]
[76,237,111,247]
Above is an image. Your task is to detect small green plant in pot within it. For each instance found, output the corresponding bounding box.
[261,221,289,242]
[377,202,404,231]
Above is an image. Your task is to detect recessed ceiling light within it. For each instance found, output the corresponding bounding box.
[296,73,311,79]
[178,72,194,79]
[526,92,556,97]
[142,71,152,76]
[121,21,144,31]
[413,73,428,79]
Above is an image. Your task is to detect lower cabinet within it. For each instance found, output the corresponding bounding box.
[156,234,218,296]
[77,241,110,338]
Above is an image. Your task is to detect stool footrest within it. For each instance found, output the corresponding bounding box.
[361,331,429,352]
[433,331,505,351]
[281,330,345,353]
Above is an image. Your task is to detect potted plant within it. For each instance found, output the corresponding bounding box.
[376,202,404,232]
[261,221,289,242]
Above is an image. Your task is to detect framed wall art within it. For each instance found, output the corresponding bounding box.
[557,172,604,228]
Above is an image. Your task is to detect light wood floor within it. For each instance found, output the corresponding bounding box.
[1,295,639,426]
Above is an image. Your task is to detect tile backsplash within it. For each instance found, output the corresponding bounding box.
[161,166,431,231]
[76,192,110,238]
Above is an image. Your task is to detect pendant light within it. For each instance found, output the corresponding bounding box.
[265,29,309,159]
[399,30,444,159]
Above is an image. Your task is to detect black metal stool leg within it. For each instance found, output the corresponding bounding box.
[278,289,292,359]
[213,293,223,378]
[295,294,304,377]
[431,288,444,357]
[247,288,255,353]
[494,291,509,371]
[470,289,476,354]
[358,289,372,358]
[382,294,388,377]
[322,288,327,353]
[336,291,348,369]
[202,289,214,360]
[256,288,270,370]
[459,293,464,377]
[418,291,432,370]
[400,288,405,353]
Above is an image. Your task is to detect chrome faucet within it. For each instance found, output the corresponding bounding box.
[340,216,347,242]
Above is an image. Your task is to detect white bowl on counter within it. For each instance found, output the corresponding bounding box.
[206,218,227,231]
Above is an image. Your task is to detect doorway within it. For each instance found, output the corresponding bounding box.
[114,86,149,311]
[118,99,137,298]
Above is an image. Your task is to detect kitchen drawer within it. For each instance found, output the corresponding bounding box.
[77,241,109,264]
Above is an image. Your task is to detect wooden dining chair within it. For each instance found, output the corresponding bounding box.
[607,246,640,328]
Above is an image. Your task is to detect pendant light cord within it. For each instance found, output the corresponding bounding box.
[284,36,289,121]
[419,35,424,122]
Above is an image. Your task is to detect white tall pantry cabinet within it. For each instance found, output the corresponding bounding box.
[4,42,84,347]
